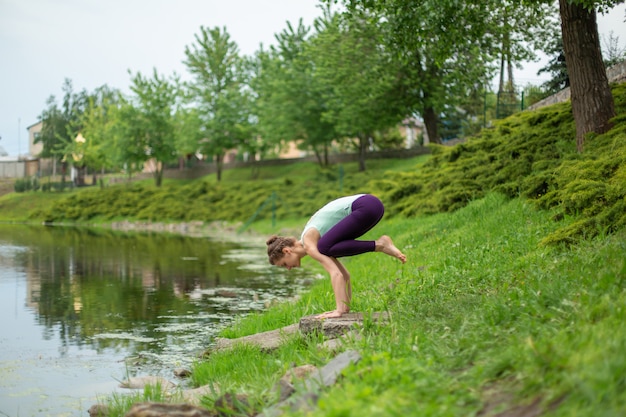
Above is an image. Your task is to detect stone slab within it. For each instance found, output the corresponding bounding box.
[213,323,299,352]
[257,350,362,417]
[299,312,389,338]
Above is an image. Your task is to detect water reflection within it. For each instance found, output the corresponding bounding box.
[0,224,312,416]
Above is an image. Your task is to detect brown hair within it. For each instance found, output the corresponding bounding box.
[266,235,296,265]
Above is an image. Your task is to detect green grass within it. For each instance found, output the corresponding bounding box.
[0,189,66,222]
[183,193,625,416]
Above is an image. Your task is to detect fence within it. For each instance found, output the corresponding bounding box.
[162,146,432,181]
[527,60,626,111]
[0,161,24,178]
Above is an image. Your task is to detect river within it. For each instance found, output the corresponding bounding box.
[0,223,313,417]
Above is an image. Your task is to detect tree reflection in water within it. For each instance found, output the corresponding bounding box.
[0,223,312,370]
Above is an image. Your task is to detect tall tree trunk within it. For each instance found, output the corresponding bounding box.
[357,135,367,172]
[423,105,440,144]
[559,0,615,152]
[498,52,505,94]
[312,145,323,167]
[506,55,514,92]
[154,162,163,187]
[323,143,329,167]
[215,153,224,182]
[61,162,67,188]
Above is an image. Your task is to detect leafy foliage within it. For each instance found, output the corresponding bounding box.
[373,83,626,245]
[183,26,253,181]
[123,69,182,186]
[309,6,406,170]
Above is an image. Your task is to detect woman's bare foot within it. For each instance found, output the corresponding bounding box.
[316,310,344,319]
[375,235,407,263]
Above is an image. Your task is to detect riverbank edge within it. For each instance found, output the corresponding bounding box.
[90,219,333,416]
[1,218,302,244]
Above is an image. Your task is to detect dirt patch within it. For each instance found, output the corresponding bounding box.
[478,386,566,417]
[0,179,14,197]
[478,392,543,417]
[106,219,266,244]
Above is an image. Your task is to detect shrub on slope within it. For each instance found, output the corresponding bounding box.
[375,83,626,245]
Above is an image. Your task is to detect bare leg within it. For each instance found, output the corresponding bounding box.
[333,258,352,305]
[375,235,407,263]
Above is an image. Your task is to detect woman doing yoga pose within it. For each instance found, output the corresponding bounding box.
[266,194,406,318]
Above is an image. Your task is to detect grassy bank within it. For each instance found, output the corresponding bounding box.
[1,84,625,416]
[101,193,626,416]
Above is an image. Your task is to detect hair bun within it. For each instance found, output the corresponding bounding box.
[266,235,279,246]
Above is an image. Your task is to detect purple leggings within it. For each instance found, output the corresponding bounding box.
[317,194,384,258]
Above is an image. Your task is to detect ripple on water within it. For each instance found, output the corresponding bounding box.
[92,333,157,343]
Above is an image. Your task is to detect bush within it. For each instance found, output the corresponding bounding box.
[14,177,40,193]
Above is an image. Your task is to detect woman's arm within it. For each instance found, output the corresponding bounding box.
[302,231,350,317]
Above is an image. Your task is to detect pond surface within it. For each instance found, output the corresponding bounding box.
[0,224,313,417]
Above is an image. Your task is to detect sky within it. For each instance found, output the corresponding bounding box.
[1,0,625,157]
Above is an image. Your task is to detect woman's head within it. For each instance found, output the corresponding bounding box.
[266,235,297,266]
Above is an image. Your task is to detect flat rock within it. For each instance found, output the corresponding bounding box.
[302,350,361,389]
[273,364,318,402]
[299,312,389,338]
[124,402,212,417]
[119,376,176,391]
[179,384,219,405]
[173,368,192,378]
[257,350,362,417]
[88,404,109,417]
[213,312,388,353]
[320,330,362,351]
[213,323,299,351]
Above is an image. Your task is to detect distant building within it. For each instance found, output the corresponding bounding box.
[400,116,427,147]
[26,121,43,157]
[25,121,55,177]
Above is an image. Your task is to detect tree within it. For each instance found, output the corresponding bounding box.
[309,6,405,171]
[335,0,559,140]
[251,19,338,167]
[38,79,111,185]
[174,106,205,164]
[338,1,494,143]
[71,85,120,185]
[558,0,619,152]
[184,26,252,181]
[493,1,559,116]
[602,30,626,67]
[38,79,84,184]
[107,101,150,181]
[119,69,181,186]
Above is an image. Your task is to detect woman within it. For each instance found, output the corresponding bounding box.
[266,194,406,318]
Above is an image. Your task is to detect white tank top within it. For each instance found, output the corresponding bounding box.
[300,194,365,242]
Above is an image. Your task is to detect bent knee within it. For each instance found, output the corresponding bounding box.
[317,242,333,257]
